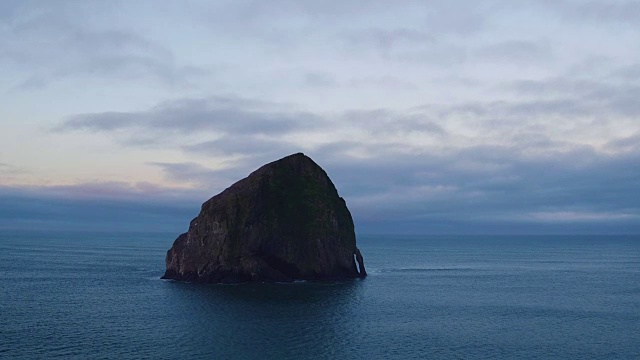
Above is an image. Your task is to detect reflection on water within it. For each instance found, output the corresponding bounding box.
[160,280,366,359]
[166,278,364,304]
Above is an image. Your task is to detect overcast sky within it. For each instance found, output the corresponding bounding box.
[1,0,639,234]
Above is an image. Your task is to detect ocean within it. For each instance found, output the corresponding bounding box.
[1,231,639,359]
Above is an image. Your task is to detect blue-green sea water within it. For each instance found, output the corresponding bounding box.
[1,231,639,359]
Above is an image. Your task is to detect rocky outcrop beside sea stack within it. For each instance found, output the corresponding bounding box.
[162,153,366,283]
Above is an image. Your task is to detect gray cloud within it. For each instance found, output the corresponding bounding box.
[0,183,200,232]
[0,163,23,172]
[475,40,553,63]
[303,72,338,88]
[510,78,598,96]
[148,130,640,232]
[51,68,640,231]
[149,161,251,193]
[343,28,435,57]
[203,1,487,45]
[605,133,640,153]
[613,63,640,81]
[3,137,638,234]
[392,43,469,65]
[55,96,320,137]
[554,0,640,25]
[504,74,640,122]
[3,0,640,234]
[13,181,201,202]
[342,109,446,136]
[149,162,220,186]
[0,163,27,181]
[316,141,640,233]
[1,1,206,89]
[184,136,298,158]
[346,76,418,91]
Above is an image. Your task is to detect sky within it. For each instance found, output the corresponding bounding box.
[1,0,639,234]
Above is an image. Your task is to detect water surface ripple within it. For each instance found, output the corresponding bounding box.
[1,232,639,359]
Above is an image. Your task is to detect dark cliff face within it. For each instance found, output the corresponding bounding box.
[162,153,366,283]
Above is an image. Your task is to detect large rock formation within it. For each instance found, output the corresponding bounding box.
[162,153,366,283]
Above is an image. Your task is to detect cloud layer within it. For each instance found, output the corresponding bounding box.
[1,0,639,233]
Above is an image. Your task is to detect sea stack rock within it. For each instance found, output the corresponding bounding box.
[162,153,366,283]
